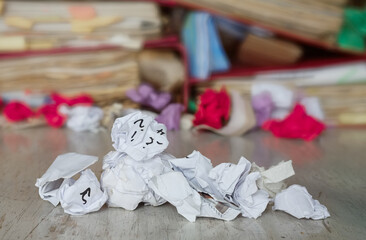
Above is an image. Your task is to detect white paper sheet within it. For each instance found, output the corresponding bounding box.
[148,171,202,222]
[58,169,108,215]
[35,153,98,206]
[60,105,104,132]
[273,184,330,220]
[111,112,169,161]
[252,160,295,197]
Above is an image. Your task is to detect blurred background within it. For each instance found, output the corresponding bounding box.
[1,0,366,135]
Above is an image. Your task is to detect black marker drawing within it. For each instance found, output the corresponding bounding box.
[131,131,137,142]
[157,141,163,145]
[134,119,145,129]
[146,137,154,145]
[157,129,165,135]
[80,187,91,205]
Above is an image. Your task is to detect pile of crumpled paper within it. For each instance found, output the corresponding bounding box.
[35,112,330,222]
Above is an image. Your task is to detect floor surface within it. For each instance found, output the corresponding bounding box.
[0,127,365,239]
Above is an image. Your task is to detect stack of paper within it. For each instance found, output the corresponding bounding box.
[176,0,344,45]
[0,49,139,106]
[0,1,162,52]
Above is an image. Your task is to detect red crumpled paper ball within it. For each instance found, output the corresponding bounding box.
[262,103,325,141]
[51,93,93,106]
[3,101,34,122]
[193,88,231,129]
[37,104,66,128]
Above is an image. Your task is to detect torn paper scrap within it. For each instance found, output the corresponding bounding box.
[233,171,269,219]
[111,111,169,161]
[273,184,330,220]
[59,105,103,132]
[35,153,98,206]
[148,172,201,222]
[58,169,108,215]
[252,160,295,197]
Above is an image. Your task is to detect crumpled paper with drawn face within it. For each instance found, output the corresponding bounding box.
[58,169,108,215]
[111,112,169,161]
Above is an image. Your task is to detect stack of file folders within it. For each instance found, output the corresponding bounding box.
[0,1,162,52]
[0,1,163,106]
[0,48,139,106]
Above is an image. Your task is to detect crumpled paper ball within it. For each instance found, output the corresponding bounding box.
[111,111,169,161]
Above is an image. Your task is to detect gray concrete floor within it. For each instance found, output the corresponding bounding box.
[0,127,365,239]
